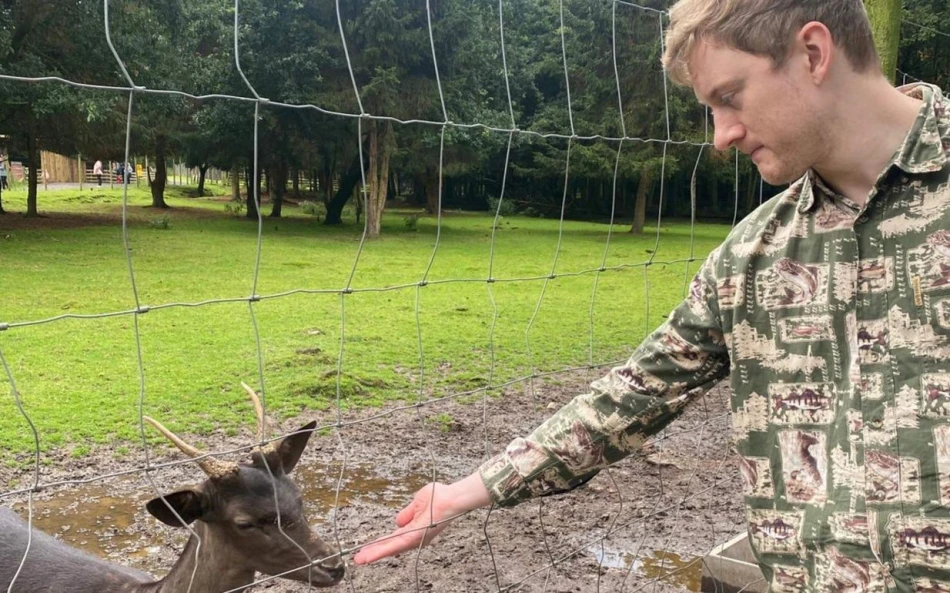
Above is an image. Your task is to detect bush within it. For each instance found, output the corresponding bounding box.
[404,214,420,231]
[487,197,516,217]
[148,215,171,230]
[300,201,325,219]
[224,201,245,216]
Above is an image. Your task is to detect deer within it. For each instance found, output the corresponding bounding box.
[0,383,346,592]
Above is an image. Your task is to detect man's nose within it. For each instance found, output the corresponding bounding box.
[713,114,745,151]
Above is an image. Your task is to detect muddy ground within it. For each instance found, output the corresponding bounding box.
[0,372,747,593]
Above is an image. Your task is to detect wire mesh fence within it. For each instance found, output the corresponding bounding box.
[1,1,947,592]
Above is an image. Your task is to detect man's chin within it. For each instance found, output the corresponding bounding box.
[756,164,804,187]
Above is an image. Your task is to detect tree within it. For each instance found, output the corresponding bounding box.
[865,0,903,82]
[108,0,234,209]
[899,0,950,89]
[0,0,116,216]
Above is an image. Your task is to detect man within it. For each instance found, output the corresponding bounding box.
[355,1,950,590]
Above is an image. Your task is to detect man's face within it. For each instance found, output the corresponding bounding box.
[690,41,829,185]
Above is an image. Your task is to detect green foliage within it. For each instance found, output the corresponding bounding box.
[403,213,420,230]
[487,197,517,217]
[4,0,946,226]
[300,201,326,218]
[149,215,172,230]
[427,413,457,433]
[899,0,950,89]
[224,200,246,216]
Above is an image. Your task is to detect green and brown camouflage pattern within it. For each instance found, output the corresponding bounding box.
[480,83,950,593]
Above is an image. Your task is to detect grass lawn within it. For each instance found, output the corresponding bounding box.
[0,183,730,462]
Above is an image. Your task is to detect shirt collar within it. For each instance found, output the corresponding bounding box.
[796,171,830,214]
[798,83,948,214]
[892,83,948,174]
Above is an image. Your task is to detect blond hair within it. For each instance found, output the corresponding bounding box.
[662,0,879,87]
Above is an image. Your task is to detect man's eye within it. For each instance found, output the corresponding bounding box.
[235,521,255,530]
[720,93,734,106]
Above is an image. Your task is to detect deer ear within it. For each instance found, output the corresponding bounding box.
[251,421,316,474]
[147,489,207,527]
[273,421,316,474]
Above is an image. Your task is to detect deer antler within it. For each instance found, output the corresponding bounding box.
[241,382,277,455]
[144,416,239,478]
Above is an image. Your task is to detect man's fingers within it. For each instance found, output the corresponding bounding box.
[394,496,424,528]
[352,527,423,565]
[396,485,439,527]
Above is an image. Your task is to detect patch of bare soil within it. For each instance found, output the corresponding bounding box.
[0,372,744,593]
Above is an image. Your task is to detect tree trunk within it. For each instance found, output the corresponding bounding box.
[151,135,169,208]
[863,0,901,83]
[388,173,397,205]
[291,168,300,196]
[413,174,426,206]
[629,167,655,235]
[196,165,208,197]
[709,177,720,218]
[245,158,260,219]
[230,163,240,201]
[26,130,39,217]
[269,161,287,218]
[423,167,439,214]
[320,170,332,207]
[365,120,394,237]
[324,156,363,225]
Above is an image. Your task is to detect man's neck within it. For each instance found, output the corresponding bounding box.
[814,78,923,207]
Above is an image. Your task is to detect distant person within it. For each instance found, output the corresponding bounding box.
[0,158,8,190]
[115,163,124,185]
[93,160,103,186]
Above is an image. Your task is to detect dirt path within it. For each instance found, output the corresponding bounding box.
[0,372,745,593]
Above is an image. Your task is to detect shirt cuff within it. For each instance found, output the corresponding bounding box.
[478,448,534,507]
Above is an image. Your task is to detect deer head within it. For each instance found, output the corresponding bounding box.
[143,383,344,588]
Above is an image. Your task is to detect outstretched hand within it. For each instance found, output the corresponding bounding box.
[352,472,492,565]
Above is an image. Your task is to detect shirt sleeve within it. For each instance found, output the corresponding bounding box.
[479,247,730,507]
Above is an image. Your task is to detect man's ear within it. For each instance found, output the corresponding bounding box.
[146,489,207,527]
[797,21,834,84]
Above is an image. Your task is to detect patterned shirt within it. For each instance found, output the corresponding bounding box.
[480,83,950,593]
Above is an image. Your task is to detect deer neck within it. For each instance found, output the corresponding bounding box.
[149,522,255,593]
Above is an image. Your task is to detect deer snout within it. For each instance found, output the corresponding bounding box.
[309,551,345,586]
[321,557,345,583]
[310,540,346,586]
